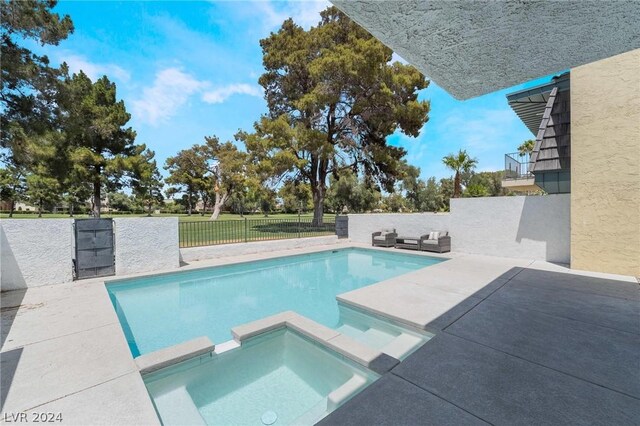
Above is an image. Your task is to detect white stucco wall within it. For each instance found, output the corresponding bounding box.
[1,219,74,290]
[348,213,451,244]
[450,195,570,263]
[180,235,340,263]
[114,217,180,276]
[347,195,570,263]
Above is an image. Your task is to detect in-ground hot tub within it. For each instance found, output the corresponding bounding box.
[144,329,379,426]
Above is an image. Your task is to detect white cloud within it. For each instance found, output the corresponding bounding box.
[64,54,131,82]
[202,84,263,104]
[131,68,208,125]
[287,0,331,28]
[228,0,330,31]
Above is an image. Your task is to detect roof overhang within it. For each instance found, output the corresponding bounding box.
[507,73,570,135]
[330,0,640,100]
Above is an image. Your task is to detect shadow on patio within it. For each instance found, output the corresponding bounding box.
[321,267,640,425]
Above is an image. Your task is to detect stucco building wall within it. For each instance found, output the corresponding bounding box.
[113,217,180,276]
[349,196,570,263]
[450,195,570,263]
[1,219,74,290]
[571,49,640,276]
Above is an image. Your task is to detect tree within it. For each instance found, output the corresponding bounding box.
[63,72,140,217]
[465,171,507,197]
[1,0,74,165]
[165,147,207,216]
[442,150,478,198]
[464,183,490,197]
[108,191,135,212]
[279,180,312,213]
[422,177,445,212]
[0,165,26,216]
[25,167,59,217]
[384,192,407,213]
[62,168,92,216]
[198,137,250,221]
[130,148,164,216]
[518,139,535,157]
[439,177,454,211]
[325,169,380,213]
[400,163,423,211]
[241,6,430,226]
[258,188,276,217]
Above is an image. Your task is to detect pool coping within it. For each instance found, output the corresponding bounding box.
[231,311,401,375]
[135,336,216,375]
[134,310,400,378]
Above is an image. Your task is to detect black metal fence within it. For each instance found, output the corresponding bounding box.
[179,217,337,248]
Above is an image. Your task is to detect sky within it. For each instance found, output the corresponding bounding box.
[37,0,553,181]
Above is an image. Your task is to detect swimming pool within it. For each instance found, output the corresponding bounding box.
[107,247,443,356]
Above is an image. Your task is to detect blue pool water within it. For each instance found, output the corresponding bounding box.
[145,329,379,425]
[107,248,443,356]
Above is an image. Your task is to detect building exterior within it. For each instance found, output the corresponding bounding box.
[502,53,640,276]
[330,1,640,276]
[503,73,571,194]
[570,50,640,276]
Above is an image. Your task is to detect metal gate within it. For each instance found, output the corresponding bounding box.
[74,219,115,279]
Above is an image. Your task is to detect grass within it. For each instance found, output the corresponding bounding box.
[178,215,336,247]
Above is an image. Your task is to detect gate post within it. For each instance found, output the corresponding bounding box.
[335,215,348,239]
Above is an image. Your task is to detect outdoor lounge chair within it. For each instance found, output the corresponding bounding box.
[371,229,397,247]
[419,231,451,253]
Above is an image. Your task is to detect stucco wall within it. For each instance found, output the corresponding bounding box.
[348,195,570,263]
[1,219,74,290]
[450,195,570,263]
[180,235,339,263]
[114,217,180,276]
[348,213,451,244]
[571,49,640,276]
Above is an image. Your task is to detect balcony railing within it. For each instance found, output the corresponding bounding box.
[504,152,533,180]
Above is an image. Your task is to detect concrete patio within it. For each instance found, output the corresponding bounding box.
[1,242,638,424]
[322,259,640,425]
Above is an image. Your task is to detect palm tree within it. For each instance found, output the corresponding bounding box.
[442,150,478,198]
[518,139,535,157]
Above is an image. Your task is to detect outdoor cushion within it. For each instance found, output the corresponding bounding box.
[381,228,394,234]
[429,231,440,240]
[422,239,439,245]
[373,236,389,241]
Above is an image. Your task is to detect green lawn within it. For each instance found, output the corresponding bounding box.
[179,216,336,247]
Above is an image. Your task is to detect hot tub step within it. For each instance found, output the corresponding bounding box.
[381,333,424,360]
[152,386,206,426]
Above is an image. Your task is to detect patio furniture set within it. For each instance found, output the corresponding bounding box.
[371,229,451,253]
